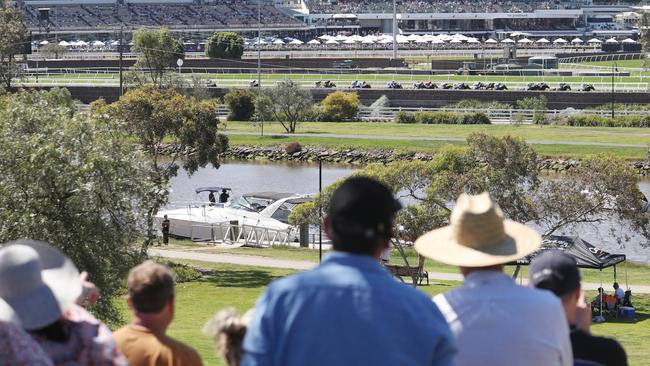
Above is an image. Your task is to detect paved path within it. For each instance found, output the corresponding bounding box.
[150,248,650,293]
[223,131,648,148]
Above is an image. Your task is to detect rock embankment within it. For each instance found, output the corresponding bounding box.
[216,146,650,175]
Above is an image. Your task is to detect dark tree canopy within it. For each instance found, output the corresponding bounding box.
[206,32,244,59]
[0,1,29,88]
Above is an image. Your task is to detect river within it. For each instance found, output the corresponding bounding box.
[168,159,650,263]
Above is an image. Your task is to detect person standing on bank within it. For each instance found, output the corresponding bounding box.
[415,192,572,366]
[161,215,170,245]
[529,250,628,366]
[242,177,456,366]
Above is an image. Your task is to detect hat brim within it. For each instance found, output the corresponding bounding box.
[415,220,542,267]
[5,284,62,330]
[4,240,81,327]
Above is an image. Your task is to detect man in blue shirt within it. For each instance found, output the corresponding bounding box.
[242,177,456,366]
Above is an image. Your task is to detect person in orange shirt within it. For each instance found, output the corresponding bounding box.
[114,261,202,366]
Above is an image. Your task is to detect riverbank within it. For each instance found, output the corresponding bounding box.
[216,145,650,175]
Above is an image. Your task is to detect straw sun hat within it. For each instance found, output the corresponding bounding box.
[415,192,542,267]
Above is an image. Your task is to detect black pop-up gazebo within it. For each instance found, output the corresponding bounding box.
[509,235,627,318]
[511,235,626,269]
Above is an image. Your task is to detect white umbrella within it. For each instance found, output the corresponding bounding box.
[76,40,88,47]
[501,38,515,43]
[536,38,550,43]
[606,38,619,44]
[91,40,105,47]
[379,38,393,44]
[407,34,420,41]
[518,38,533,43]
[289,39,304,45]
[39,40,49,45]
[587,38,602,44]
[451,34,468,41]
[485,38,498,44]
[273,39,285,45]
[553,38,567,44]
[450,39,462,44]
[510,31,531,37]
[318,35,333,40]
[361,38,376,44]
[307,39,321,45]
[349,34,363,42]
[334,34,347,41]
[325,39,339,44]
[571,38,584,44]
[343,38,356,44]
[431,39,445,44]
[415,37,429,44]
[622,38,637,43]
[58,40,70,47]
[467,38,480,44]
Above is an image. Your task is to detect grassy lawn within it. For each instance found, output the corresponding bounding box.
[223,123,649,159]
[166,240,650,287]
[116,258,650,365]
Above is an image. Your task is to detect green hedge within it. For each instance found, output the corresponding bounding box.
[395,111,490,125]
[564,115,650,128]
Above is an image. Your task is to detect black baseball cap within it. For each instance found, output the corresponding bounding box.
[328,176,402,241]
[529,250,581,297]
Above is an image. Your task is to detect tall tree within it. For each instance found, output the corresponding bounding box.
[255,79,313,133]
[0,88,157,324]
[640,12,650,53]
[290,134,649,247]
[131,27,184,88]
[0,1,28,89]
[205,32,244,59]
[107,84,228,246]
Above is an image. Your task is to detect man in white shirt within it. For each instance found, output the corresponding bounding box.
[613,282,625,304]
[415,192,573,366]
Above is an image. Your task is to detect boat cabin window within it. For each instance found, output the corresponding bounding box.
[227,196,276,212]
[270,202,300,223]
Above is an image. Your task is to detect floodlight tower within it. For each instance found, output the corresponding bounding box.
[392,0,397,60]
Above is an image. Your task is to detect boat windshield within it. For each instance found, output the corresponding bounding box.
[227,196,276,213]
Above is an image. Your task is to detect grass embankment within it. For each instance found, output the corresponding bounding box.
[223,122,650,159]
[118,254,650,366]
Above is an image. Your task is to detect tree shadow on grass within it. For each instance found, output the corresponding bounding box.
[198,269,284,288]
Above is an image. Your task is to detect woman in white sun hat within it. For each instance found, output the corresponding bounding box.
[0,239,127,366]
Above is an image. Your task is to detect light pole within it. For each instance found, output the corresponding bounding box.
[392,0,397,60]
[257,0,264,137]
[119,26,124,96]
[611,62,618,119]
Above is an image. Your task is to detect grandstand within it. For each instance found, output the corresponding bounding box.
[20,0,305,33]
[18,0,641,37]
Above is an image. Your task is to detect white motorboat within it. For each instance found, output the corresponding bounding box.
[156,188,312,242]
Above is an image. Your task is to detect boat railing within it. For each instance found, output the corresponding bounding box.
[176,220,294,248]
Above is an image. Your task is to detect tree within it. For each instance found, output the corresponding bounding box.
[40,43,68,59]
[224,88,256,121]
[107,84,228,246]
[255,79,313,133]
[640,12,650,53]
[290,134,649,247]
[321,91,360,121]
[0,1,28,89]
[206,32,244,59]
[131,27,184,87]
[0,88,157,324]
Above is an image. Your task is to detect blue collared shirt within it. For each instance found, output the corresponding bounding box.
[242,251,456,366]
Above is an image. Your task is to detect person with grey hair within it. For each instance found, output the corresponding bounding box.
[203,308,254,366]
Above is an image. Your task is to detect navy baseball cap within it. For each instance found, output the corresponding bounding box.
[328,176,402,240]
[529,250,581,297]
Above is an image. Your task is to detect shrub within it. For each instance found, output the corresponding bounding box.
[564,115,650,127]
[395,111,417,124]
[205,32,244,59]
[285,142,302,153]
[416,111,458,124]
[448,99,511,110]
[224,89,256,121]
[160,261,201,283]
[321,91,360,121]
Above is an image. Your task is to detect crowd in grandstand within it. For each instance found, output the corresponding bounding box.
[305,0,591,14]
[20,1,303,30]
